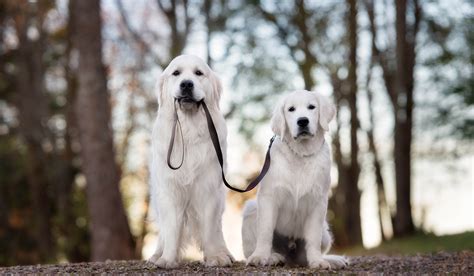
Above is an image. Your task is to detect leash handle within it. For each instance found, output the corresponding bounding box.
[167,100,185,170]
[201,101,275,193]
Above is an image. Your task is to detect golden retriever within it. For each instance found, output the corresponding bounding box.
[148,55,233,268]
[242,90,348,269]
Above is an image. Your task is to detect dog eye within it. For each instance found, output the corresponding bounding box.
[195,70,203,76]
[288,106,295,112]
[308,104,315,110]
[172,70,180,76]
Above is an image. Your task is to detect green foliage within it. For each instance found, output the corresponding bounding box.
[346,232,474,256]
[422,14,474,139]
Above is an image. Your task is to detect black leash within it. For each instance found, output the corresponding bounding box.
[166,100,185,170]
[166,99,275,193]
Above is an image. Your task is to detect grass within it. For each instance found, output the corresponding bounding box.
[344,231,474,256]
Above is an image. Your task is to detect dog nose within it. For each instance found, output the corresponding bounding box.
[297,117,309,127]
[180,80,194,90]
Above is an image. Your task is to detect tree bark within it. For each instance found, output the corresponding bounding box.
[329,71,352,247]
[71,0,135,261]
[393,0,415,236]
[345,0,362,245]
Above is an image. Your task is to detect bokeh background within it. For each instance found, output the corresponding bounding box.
[0,0,472,265]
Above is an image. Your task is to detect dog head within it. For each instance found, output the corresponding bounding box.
[155,55,222,110]
[271,90,336,141]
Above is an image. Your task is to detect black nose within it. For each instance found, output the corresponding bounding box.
[180,80,194,91]
[297,117,309,127]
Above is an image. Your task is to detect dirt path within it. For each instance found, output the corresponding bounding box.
[1,251,472,275]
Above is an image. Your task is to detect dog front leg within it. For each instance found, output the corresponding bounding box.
[246,196,281,266]
[200,193,233,267]
[304,200,331,269]
[149,201,184,268]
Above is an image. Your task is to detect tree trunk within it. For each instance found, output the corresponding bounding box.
[365,0,417,237]
[330,82,351,247]
[71,0,135,261]
[345,0,362,245]
[12,3,54,261]
[328,0,363,247]
[393,0,415,237]
[203,0,212,67]
[300,62,315,91]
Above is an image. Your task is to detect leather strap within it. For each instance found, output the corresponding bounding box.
[200,100,275,193]
[167,99,274,193]
[166,100,185,170]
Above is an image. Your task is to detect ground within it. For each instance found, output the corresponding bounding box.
[1,251,472,275]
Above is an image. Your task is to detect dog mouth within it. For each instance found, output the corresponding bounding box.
[176,96,201,104]
[177,96,196,102]
[295,130,314,139]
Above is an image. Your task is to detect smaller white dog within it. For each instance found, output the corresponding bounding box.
[242,90,348,269]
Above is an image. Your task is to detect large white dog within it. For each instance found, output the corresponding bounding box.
[242,90,348,269]
[148,55,233,268]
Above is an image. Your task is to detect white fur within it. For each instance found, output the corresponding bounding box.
[148,55,233,268]
[242,90,348,269]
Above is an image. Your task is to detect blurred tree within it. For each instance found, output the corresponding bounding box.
[365,0,421,237]
[392,0,419,237]
[343,0,362,245]
[0,0,90,264]
[116,0,194,69]
[422,13,473,139]
[70,0,135,261]
[255,0,325,90]
[10,0,54,258]
[203,0,239,68]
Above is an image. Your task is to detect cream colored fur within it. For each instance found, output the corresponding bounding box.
[148,55,233,268]
[242,90,348,269]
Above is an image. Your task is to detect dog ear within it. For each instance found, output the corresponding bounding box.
[271,98,287,138]
[210,70,223,106]
[316,94,336,131]
[155,73,167,107]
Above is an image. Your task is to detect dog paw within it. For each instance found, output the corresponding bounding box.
[309,258,331,270]
[227,252,236,263]
[246,253,269,266]
[269,252,285,265]
[204,252,233,267]
[247,252,283,266]
[324,254,349,269]
[148,253,162,263]
[149,257,178,269]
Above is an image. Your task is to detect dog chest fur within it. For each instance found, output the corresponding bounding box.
[259,139,331,238]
